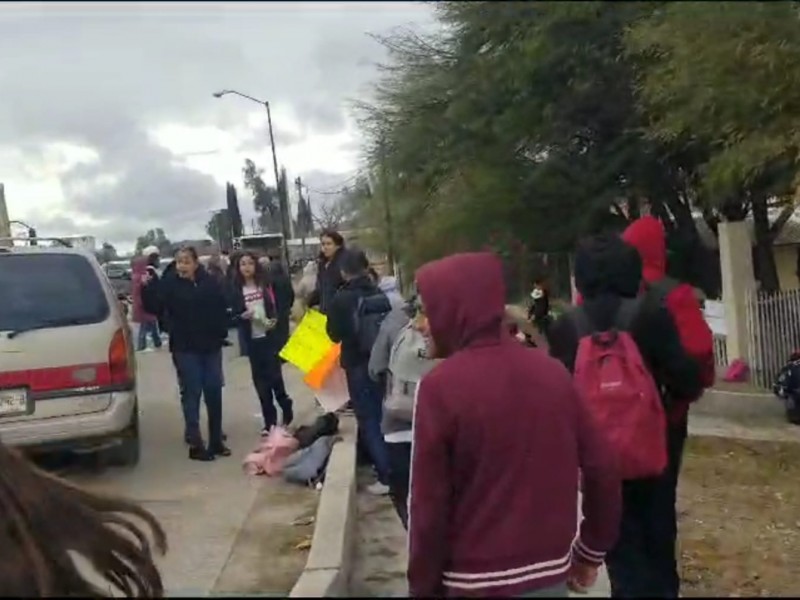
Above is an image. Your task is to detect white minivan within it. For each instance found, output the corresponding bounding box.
[0,244,140,466]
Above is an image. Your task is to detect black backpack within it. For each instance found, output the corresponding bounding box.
[353,292,392,355]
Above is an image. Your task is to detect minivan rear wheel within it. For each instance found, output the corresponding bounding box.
[104,405,140,468]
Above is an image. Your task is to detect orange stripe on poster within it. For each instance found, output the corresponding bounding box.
[303,344,341,391]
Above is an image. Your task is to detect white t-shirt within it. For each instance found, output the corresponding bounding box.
[243,285,268,339]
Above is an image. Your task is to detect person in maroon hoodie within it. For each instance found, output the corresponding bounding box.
[408,252,622,598]
[131,257,162,352]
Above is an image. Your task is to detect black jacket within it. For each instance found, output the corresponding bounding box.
[308,249,345,315]
[142,266,229,354]
[229,280,281,351]
[547,235,703,404]
[327,275,387,369]
[267,261,295,350]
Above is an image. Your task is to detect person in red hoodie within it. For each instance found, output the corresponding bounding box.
[408,252,622,598]
[131,257,163,352]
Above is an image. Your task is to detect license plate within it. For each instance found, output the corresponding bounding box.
[0,388,29,417]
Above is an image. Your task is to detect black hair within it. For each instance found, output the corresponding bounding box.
[367,267,379,283]
[320,229,345,248]
[175,246,198,262]
[340,248,369,278]
[233,250,269,288]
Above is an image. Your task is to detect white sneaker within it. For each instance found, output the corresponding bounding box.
[366,481,390,496]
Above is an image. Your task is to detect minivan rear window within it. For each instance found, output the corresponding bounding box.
[0,253,110,332]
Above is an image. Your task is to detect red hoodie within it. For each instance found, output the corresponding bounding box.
[131,257,157,324]
[621,217,716,417]
[409,252,621,598]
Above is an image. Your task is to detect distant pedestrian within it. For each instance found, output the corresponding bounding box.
[308,229,346,315]
[131,257,162,352]
[142,246,231,462]
[368,295,437,529]
[327,248,392,495]
[227,251,250,357]
[231,251,294,433]
[527,276,551,344]
[377,274,405,309]
[407,252,622,597]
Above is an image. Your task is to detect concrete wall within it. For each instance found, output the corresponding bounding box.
[719,221,756,362]
[774,244,799,291]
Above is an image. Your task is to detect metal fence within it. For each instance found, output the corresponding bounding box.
[745,289,800,389]
[713,333,728,369]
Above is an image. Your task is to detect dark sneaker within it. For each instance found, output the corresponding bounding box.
[189,446,215,462]
[210,444,232,457]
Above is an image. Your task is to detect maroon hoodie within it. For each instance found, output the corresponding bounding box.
[409,252,622,598]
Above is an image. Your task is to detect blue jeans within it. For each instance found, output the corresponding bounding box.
[137,321,162,351]
[173,351,224,449]
[345,362,390,484]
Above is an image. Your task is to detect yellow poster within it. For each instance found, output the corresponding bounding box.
[279,309,335,374]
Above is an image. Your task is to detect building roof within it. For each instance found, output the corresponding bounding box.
[694,211,800,249]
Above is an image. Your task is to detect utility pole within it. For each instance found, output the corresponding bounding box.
[265,104,292,270]
[295,176,306,260]
[0,183,11,247]
[379,137,396,276]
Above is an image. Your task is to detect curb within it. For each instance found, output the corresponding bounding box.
[289,416,358,598]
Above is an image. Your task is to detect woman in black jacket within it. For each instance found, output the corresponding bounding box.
[142,246,230,462]
[267,257,295,353]
[307,229,345,315]
[231,251,294,432]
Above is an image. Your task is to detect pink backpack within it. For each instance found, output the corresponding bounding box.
[572,300,667,480]
[242,426,299,477]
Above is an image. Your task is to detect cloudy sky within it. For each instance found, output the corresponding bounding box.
[0,1,435,252]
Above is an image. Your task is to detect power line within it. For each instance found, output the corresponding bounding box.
[302,173,362,196]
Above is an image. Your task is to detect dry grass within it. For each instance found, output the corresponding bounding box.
[679,435,800,596]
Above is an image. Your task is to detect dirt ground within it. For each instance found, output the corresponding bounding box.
[678,435,800,597]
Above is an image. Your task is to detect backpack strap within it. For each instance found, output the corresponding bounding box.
[645,277,678,306]
[572,297,644,337]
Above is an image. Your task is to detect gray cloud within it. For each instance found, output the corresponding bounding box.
[0,2,435,249]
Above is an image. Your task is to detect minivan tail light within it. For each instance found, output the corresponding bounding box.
[109,327,133,386]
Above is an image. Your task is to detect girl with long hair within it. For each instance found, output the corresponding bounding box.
[231,252,294,433]
[307,229,345,315]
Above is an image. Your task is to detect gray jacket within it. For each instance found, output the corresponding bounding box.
[368,305,437,435]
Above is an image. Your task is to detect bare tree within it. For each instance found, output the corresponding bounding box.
[313,201,352,231]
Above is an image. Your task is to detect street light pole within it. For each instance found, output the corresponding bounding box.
[213,89,292,270]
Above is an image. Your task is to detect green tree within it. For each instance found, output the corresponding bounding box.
[296,194,314,238]
[357,2,675,276]
[627,1,800,291]
[96,241,118,264]
[243,158,280,233]
[205,209,233,251]
[135,228,171,256]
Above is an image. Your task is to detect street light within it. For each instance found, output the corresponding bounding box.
[213,89,291,269]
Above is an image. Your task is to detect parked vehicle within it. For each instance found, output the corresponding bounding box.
[102,260,133,300]
[0,245,140,466]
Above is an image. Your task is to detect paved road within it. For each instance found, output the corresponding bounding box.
[60,344,317,596]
